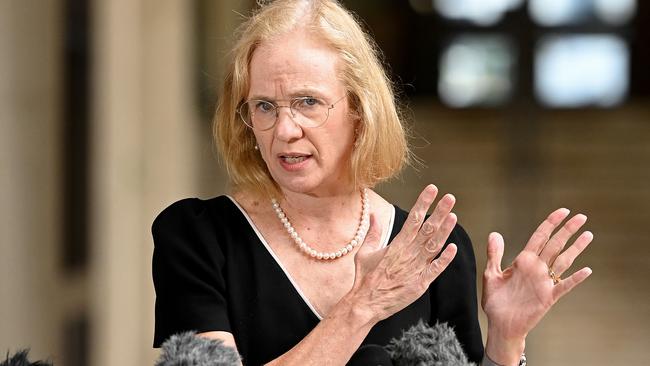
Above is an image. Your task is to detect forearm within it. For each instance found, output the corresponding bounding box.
[265,294,377,366]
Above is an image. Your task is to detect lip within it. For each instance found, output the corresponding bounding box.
[277,153,313,172]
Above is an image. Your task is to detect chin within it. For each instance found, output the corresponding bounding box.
[268,166,351,197]
[276,180,321,196]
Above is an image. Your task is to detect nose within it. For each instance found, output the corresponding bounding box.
[273,105,303,142]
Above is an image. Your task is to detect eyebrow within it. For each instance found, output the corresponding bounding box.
[248,88,327,101]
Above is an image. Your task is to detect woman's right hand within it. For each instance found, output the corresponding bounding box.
[349,184,459,323]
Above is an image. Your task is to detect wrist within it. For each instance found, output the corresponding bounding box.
[328,293,378,331]
[485,329,526,366]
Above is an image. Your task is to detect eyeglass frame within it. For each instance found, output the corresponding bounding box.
[237,95,347,131]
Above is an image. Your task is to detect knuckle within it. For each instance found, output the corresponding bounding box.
[421,221,435,235]
[424,238,440,254]
[429,260,442,273]
[409,211,422,224]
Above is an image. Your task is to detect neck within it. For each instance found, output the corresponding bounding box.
[271,187,370,260]
[279,187,363,222]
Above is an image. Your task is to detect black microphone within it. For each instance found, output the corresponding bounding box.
[348,344,394,366]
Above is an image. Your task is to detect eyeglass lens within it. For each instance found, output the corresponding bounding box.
[239,97,332,130]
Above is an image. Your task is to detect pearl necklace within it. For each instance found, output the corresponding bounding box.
[271,189,370,261]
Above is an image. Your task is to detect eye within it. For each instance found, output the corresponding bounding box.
[295,97,322,109]
[255,101,275,113]
[303,97,318,106]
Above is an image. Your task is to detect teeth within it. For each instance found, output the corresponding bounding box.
[282,156,307,164]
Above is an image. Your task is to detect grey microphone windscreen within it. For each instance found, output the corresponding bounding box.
[155,332,241,366]
[1,349,52,366]
[385,320,476,366]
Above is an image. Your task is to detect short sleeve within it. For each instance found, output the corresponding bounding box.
[152,198,231,347]
[429,224,484,363]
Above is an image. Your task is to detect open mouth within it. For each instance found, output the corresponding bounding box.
[279,154,311,164]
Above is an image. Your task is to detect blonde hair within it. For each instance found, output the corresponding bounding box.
[214,0,410,197]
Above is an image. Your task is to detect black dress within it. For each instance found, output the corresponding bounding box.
[152,196,484,365]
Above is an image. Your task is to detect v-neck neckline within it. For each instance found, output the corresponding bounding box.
[226,195,396,320]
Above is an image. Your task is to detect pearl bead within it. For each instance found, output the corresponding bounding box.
[272,188,369,261]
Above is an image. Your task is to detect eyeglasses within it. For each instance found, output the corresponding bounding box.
[237,96,346,131]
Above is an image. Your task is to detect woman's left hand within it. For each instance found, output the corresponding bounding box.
[481,208,594,365]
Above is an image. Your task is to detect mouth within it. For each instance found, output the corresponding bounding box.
[278,153,312,164]
[278,153,311,171]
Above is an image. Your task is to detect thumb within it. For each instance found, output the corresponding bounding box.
[353,214,385,285]
[486,232,504,274]
[356,213,383,255]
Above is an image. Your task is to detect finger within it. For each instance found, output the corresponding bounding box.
[552,267,593,301]
[413,194,456,249]
[523,208,571,254]
[423,211,457,252]
[420,212,457,262]
[551,231,593,275]
[539,214,588,264]
[422,243,458,284]
[486,232,504,275]
[401,185,438,241]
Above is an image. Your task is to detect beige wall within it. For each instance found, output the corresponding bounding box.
[383,103,650,364]
[1,0,64,362]
[1,0,648,365]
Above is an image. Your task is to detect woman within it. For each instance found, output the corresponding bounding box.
[152,1,593,365]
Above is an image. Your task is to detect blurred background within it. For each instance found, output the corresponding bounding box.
[1,0,649,365]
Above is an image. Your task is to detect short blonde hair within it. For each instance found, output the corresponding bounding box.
[214,0,410,197]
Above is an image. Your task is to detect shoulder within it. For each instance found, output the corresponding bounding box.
[151,196,239,279]
[153,196,224,225]
[151,196,235,247]
[152,195,234,226]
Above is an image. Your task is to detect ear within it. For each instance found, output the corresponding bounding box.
[346,92,363,121]
[353,117,364,146]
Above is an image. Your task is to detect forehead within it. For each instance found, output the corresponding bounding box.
[248,31,343,98]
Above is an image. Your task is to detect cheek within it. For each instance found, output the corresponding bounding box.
[321,130,355,160]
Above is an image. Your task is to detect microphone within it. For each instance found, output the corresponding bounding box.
[155,332,241,366]
[1,349,52,366]
[155,321,474,366]
[386,320,475,366]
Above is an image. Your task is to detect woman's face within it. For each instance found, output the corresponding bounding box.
[247,30,356,197]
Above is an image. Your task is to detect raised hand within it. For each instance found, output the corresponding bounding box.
[482,208,594,365]
[350,185,459,323]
